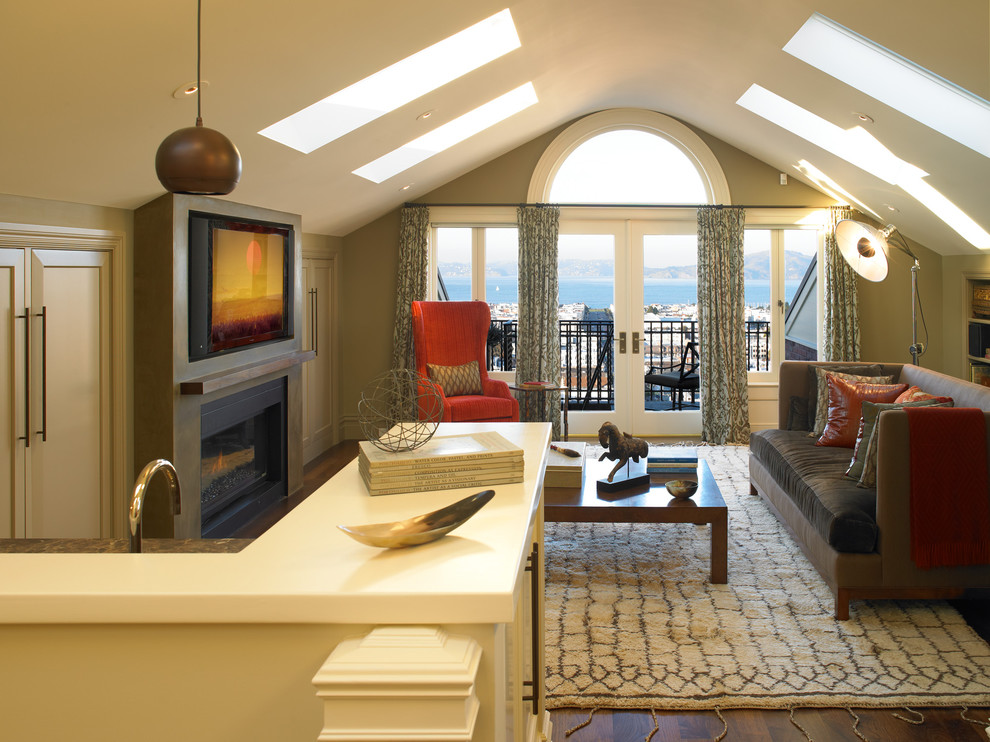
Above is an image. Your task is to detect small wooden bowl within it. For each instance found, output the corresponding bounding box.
[665,479,699,499]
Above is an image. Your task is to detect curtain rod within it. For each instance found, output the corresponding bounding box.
[405,202,824,210]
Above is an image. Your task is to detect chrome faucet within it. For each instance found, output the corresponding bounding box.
[129,459,181,553]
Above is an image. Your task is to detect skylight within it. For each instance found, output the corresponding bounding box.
[794,160,880,219]
[784,13,990,159]
[352,83,538,183]
[737,84,990,248]
[259,9,521,154]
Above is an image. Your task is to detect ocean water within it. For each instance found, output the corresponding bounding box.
[442,276,798,308]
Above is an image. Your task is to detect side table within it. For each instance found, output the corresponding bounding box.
[509,384,569,441]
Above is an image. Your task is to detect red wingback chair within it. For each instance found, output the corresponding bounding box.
[411,300,519,423]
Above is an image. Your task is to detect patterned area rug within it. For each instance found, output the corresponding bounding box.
[544,445,990,709]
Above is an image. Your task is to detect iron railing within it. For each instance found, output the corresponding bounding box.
[488,318,771,408]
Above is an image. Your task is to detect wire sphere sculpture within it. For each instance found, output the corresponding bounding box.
[358,369,444,452]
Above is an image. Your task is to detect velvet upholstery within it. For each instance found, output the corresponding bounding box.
[411,300,519,423]
[753,360,990,619]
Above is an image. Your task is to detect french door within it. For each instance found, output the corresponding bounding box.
[561,214,701,438]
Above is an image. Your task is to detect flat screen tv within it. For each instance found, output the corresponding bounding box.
[188,211,294,360]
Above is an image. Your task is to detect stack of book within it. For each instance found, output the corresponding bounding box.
[358,431,524,496]
[544,441,586,488]
[647,447,699,475]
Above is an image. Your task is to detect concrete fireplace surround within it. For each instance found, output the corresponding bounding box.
[134,193,309,539]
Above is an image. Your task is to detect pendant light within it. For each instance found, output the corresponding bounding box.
[155,0,241,195]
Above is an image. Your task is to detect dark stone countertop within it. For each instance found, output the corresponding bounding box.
[0,538,253,554]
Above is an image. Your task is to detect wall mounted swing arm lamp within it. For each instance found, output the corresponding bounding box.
[835,219,926,365]
[155,0,241,195]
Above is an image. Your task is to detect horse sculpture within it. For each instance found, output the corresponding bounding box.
[597,421,649,482]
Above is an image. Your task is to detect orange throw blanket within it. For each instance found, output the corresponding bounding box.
[906,407,990,569]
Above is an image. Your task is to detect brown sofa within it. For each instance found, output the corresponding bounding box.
[749,361,990,619]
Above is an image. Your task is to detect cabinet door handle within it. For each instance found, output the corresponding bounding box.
[522,541,541,716]
[15,308,30,447]
[36,306,47,441]
[312,288,319,356]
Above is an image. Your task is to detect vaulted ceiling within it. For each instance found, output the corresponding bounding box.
[2,0,987,254]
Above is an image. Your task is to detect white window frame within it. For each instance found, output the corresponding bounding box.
[744,209,827,384]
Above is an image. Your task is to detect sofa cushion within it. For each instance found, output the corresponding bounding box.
[846,398,953,483]
[751,429,879,553]
[816,375,908,448]
[808,365,888,436]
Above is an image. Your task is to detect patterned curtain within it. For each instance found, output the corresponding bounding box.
[391,205,431,370]
[516,205,562,438]
[822,205,859,361]
[697,205,750,444]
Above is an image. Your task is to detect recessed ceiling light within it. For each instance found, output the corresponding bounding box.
[400,183,414,191]
[172,80,208,99]
[739,85,990,248]
[784,13,990,158]
[854,112,873,124]
[883,203,899,212]
[417,110,435,121]
[353,82,538,183]
[259,9,520,154]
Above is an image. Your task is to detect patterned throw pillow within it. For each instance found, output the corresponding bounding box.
[809,367,891,437]
[845,398,952,481]
[815,374,908,448]
[426,361,482,397]
[855,399,954,488]
[895,385,952,404]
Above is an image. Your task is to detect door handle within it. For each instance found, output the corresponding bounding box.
[632,331,640,354]
[36,306,47,441]
[618,331,627,354]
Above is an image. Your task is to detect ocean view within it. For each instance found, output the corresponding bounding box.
[442,276,800,308]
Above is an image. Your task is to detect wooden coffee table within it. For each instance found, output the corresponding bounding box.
[543,457,728,583]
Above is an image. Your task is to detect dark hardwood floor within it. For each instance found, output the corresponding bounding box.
[238,441,990,742]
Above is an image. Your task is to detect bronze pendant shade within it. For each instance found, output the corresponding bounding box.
[156,0,241,195]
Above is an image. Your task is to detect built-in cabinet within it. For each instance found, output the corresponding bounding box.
[966,275,990,387]
[301,255,335,462]
[0,230,118,538]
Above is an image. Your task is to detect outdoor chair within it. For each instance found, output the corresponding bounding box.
[645,341,700,411]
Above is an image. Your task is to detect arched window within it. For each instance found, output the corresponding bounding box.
[528,108,730,204]
[548,129,709,204]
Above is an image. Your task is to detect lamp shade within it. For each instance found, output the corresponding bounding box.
[155,123,241,195]
[835,219,889,282]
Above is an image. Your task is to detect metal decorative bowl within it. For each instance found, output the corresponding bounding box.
[337,489,495,549]
[357,369,443,452]
[665,479,699,499]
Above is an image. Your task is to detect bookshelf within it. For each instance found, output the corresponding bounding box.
[966,274,990,387]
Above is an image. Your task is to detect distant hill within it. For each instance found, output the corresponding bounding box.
[446,250,815,281]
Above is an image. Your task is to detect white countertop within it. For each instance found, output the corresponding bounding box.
[0,422,551,625]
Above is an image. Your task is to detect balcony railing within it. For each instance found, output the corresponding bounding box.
[488,318,771,408]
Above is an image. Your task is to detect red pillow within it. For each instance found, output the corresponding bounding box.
[816,374,909,448]
[895,385,953,405]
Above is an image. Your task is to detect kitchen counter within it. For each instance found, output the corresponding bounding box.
[0,422,552,742]
[0,538,252,553]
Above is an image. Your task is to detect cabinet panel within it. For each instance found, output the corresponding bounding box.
[0,250,25,537]
[302,257,334,462]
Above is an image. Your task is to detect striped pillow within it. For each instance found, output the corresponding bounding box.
[427,361,482,397]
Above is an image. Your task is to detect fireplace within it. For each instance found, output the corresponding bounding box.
[200,377,287,537]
